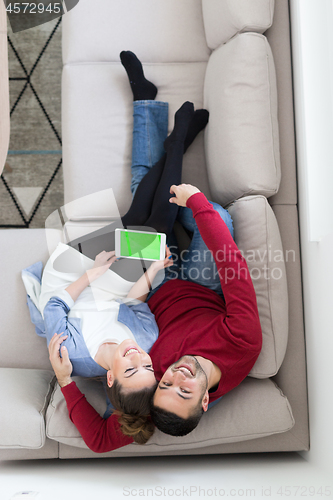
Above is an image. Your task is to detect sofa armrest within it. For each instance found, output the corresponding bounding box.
[0,368,55,449]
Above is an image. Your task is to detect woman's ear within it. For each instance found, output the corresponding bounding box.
[107,370,114,388]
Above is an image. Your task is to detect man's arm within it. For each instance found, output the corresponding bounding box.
[48,333,133,453]
[170,184,262,349]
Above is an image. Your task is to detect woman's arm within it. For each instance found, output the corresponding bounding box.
[65,250,118,302]
[43,251,118,346]
[48,334,133,452]
[61,383,133,452]
[126,246,173,302]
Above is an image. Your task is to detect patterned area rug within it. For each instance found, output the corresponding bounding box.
[0,17,63,228]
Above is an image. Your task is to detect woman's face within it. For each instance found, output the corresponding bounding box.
[108,339,156,390]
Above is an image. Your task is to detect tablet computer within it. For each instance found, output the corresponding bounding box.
[115,228,166,261]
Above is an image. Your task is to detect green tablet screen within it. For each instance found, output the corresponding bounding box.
[120,230,162,260]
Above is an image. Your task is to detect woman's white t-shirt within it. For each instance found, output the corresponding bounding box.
[38,242,137,359]
[70,303,135,359]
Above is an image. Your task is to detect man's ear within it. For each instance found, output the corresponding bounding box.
[202,390,209,412]
[107,370,114,388]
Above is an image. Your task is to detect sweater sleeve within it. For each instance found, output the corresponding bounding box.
[61,382,134,453]
[186,193,262,351]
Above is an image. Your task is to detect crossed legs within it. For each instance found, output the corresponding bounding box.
[69,50,233,290]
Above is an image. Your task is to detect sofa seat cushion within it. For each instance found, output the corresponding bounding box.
[46,377,294,451]
[62,61,211,214]
[62,0,210,65]
[204,33,281,206]
[0,368,54,449]
[228,196,288,378]
[0,228,53,371]
[203,0,274,49]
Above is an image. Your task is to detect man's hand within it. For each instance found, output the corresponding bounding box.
[169,184,201,207]
[48,333,73,387]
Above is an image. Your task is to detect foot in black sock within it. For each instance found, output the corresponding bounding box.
[120,50,157,101]
[164,101,195,150]
[184,109,209,153]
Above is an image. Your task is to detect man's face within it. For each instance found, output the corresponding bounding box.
[107,339,156,391]
[153,355,209,418]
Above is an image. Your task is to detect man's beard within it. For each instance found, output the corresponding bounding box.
[172,355,208,390]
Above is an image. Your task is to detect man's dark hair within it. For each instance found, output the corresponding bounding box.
[150,402,204,436]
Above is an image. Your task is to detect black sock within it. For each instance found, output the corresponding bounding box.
[120,51,157,101]
[184,109,209,153]
[164,101,194,150]
[144,103,194,234]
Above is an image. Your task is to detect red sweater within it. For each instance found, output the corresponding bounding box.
[148,193,262,401]
[61,193,262,452]
[61,381,133,452]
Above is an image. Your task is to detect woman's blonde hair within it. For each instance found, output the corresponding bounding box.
[106,378,157,444]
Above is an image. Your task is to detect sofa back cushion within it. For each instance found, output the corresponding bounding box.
[46,377,294,451]
[228,196,288,378]
[202,0,275,49]
[63,61,211,214]
[62,0,210,65]
[204,33,281,207]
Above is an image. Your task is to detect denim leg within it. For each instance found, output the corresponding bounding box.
[178,203,234,237]
[131,100,169,196]
[176,202,234,296]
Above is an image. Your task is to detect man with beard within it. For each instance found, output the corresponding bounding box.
[146,183,263,436]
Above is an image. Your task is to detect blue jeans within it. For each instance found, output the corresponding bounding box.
[130,100,234,299]
[131,100,169,195]
[174,203,234,294]
[147,203,234,300]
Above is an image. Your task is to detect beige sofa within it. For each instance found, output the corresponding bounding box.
[0,0,309,459]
